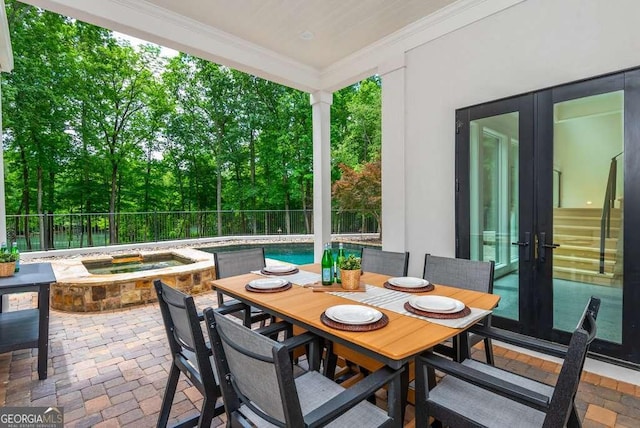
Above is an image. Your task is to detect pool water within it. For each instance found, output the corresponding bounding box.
[202,242,365,265]
[83,254,194,275]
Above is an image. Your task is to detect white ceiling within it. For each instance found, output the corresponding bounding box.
[143,0,457,70]
[18,0,523,91]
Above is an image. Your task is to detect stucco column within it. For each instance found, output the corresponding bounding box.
[380,55,406,252]
[310,91,333,262]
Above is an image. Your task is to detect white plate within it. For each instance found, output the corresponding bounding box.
[248,278,289,290]
[408,296,465,313]
[388,276,429,288]
[325,305,383,325]
[264,264,296,273]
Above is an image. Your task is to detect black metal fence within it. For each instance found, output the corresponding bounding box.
[6,210,379,252]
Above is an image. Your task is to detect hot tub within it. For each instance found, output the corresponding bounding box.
[50,249,215,312]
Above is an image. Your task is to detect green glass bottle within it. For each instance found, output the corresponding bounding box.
[10,242,19,272]
[335,243,346,283]
[321,243,334,285]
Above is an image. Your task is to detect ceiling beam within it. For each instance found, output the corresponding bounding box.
[20,0,323,92]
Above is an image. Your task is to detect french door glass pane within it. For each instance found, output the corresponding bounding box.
[469,113,519,320]
[552,91,623,343]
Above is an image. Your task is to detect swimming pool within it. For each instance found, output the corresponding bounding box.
[201,242,368,264]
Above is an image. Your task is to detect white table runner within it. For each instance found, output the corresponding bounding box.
[329,284,491,329]
[252,270,491,329]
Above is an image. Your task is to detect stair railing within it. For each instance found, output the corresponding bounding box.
[599,151,623,274]
[553,169,562,208]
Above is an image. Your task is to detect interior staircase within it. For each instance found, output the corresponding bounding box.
[553,207,622,287]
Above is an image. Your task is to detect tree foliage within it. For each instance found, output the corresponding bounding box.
[332,161,382,235]
[0,2,382,246]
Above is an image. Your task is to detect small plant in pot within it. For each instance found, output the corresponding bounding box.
[0,252,18,277]
[338,254,362,290]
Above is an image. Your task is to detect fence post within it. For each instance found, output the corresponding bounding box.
[154,211,159,242]
[38,213,45,251]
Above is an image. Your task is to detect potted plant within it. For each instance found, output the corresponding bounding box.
[338,254,362,290]
[0,252,17,277]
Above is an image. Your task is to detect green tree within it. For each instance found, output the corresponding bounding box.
[3,1,76,249]
[332,77,381,168]
[332,161,382,237]
[78,34,164,243]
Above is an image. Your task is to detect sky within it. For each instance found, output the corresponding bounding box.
[113,31,179,58]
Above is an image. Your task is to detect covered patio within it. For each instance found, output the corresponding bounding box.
[1,0,640,426]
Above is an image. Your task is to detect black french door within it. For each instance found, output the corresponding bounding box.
[456,69,640,364]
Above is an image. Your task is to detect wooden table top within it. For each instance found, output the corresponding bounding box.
[210,263,500,369]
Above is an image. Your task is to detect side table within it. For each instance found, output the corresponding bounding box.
[0,263,56,380]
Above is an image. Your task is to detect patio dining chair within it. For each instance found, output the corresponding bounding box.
[361,247,410,278]
[203,306,404,428]
[415,296,600,428]
[153,280,225,428]
[423,254,495,364]
[213,248,272,327]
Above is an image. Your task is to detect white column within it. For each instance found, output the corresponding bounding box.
[380,55,406,252]
[310,91,333,262]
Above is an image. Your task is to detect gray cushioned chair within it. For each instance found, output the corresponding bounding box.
[423,254,495,364]
[361,247,409,277]
[204,306,405,428]
[154,280,225,428]
[213,248,272,327]
[415,296,600,428]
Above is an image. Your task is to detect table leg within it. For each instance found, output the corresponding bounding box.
[385,364,405,428]
[457,332,471,362]
[37,284,50,380]
[400,363,409,424]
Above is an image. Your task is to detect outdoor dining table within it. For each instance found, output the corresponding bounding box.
[210,263,500,418]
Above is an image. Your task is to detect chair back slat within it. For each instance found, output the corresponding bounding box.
[361,248,409,277]
[158,282,199,352]
[543,296,600,427]
[214,248,266,279]
[423,254,494,293]
[212,311,299,425]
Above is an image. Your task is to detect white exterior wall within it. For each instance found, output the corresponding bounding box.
[401,0,640,276]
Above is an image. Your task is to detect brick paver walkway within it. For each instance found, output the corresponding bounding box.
[1,292,639,427]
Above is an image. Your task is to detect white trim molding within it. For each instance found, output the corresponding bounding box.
[0,0,13,72]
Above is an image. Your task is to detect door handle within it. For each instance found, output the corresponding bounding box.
[538,232,560,262]
[511,232,531,261]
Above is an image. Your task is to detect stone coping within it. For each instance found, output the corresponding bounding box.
[52,248,214,286]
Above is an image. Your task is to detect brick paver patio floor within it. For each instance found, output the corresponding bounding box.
[1,291,639,427]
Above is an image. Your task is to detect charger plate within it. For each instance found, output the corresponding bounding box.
[260,267,299,276]
[383,281,434,293]
[245,282,292,293]
[320,312,389,331]
[404,301,471,319]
